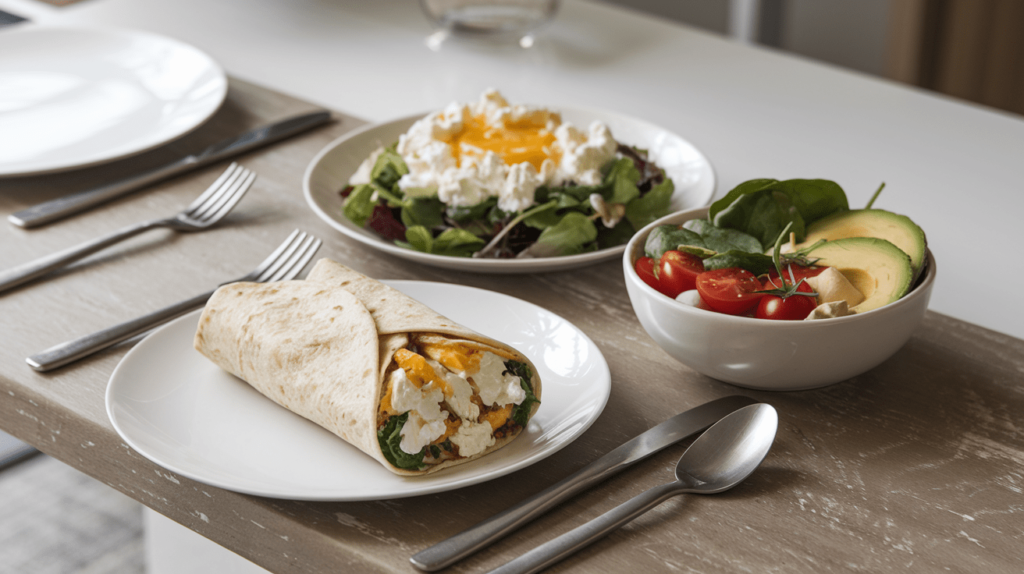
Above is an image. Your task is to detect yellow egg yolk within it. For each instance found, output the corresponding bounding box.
[446,114,559,171]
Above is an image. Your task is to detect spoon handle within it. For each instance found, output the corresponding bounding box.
[486,481,683,574]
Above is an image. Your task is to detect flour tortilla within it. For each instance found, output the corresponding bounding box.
[194,260,541,476]
[304,259,542,475]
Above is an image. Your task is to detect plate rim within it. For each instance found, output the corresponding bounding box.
[105,279,611,501]
[0,24,228,177]
[302,106,716,273]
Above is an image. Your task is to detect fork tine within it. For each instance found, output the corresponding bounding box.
[185,163,243,212]
[193,169,256,223]
[266,235,322,282]
[255,234,307,282]
[242,229,303,281]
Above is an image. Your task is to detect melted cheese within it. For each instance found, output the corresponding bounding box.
[448,113,559,171]
[393,348,449,394]
[420,342,483,373]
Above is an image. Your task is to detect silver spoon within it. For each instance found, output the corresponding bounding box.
[487,403,778,574]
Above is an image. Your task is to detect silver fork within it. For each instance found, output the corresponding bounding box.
[0,163,256,294]
[26,229,322,372]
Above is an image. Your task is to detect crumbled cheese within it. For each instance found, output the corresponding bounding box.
[391,89,618,212]
[450,420,496,457]
[806,267,865,307]
[552,121,618,186]
[471,352,526,407]
[389,369,448,454]
[589,193,626,228]
[805,300,852,320]
[424,358,479,421]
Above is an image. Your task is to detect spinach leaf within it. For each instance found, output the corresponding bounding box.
[505,360,540,428]
[377,413,424,470]
[597,218,635,249]
[343,184,377,228]
[708,179,848,247]
[604,158,642,205]
[432,228,485,257]
[401,196,445,229]
[523,201,561,229]
[625,178,674,230]
[398,227,484,257]
[644,224,706,260]
[447,197,497,223]
[535,212,598,256]
[702,250,775,276]
[369,146,409,192]
[399,226,434,253]
[682,218,763,254]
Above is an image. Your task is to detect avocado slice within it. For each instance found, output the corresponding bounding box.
[807,237,913,314]
[796,209,927,281]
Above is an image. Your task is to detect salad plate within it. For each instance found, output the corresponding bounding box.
[303,106,716,273]
[0,26,227,177]
[106,280,611,501]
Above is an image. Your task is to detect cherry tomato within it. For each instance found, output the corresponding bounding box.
[657,251,705,298]
[756,280,818,320]
[635,257,671,296]
[695,268,765,315]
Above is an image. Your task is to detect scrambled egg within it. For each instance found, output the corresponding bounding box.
[382,341,527,458]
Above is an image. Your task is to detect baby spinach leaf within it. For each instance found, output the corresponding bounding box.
[597,218,636,249]
[523,202,561,229]
[401,197,445,229]
[709,179,848,247]
[432,228,485,257]
[683,219,763,254]
[447,197,497,223]
[625,178,674,230]
[604,158,642,205]
[399,226,433,253]
[712,189,804,250]
[703,250,775,276]
[535,212,598,256]
[377,413,425,470]
[370,146,409,192]
[343,184,377,228]
[505,360,539,428]
[644,224,706,260]
[707,178,779,222]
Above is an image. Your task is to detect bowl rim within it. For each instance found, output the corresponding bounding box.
[623,206,937,327]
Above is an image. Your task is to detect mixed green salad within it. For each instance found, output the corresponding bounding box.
[341,145,675,259]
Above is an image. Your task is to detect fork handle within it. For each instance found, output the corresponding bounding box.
[26,289,214,372]
[0,220,161,294]
[487,482,683,574]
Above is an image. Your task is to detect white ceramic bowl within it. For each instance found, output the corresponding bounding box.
[623,207,937,391]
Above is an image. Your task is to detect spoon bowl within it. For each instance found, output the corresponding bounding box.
[489,403,778,574]
[677,403,778,494]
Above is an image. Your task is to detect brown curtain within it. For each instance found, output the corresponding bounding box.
[888,0,1024,116]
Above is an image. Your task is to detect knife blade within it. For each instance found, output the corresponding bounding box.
[409,395,757,572]
[8,110,333,228]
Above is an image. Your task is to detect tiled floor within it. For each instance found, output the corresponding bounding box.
[0,455,144,574]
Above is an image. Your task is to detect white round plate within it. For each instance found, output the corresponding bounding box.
[0,26,228,177]
[106,281,610,501]
[303,107,716,273]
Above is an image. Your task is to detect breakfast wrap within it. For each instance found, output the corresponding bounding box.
[193,259,541,475]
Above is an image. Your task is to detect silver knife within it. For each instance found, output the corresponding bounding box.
[8,110,333,228]
[409,395,757,572]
